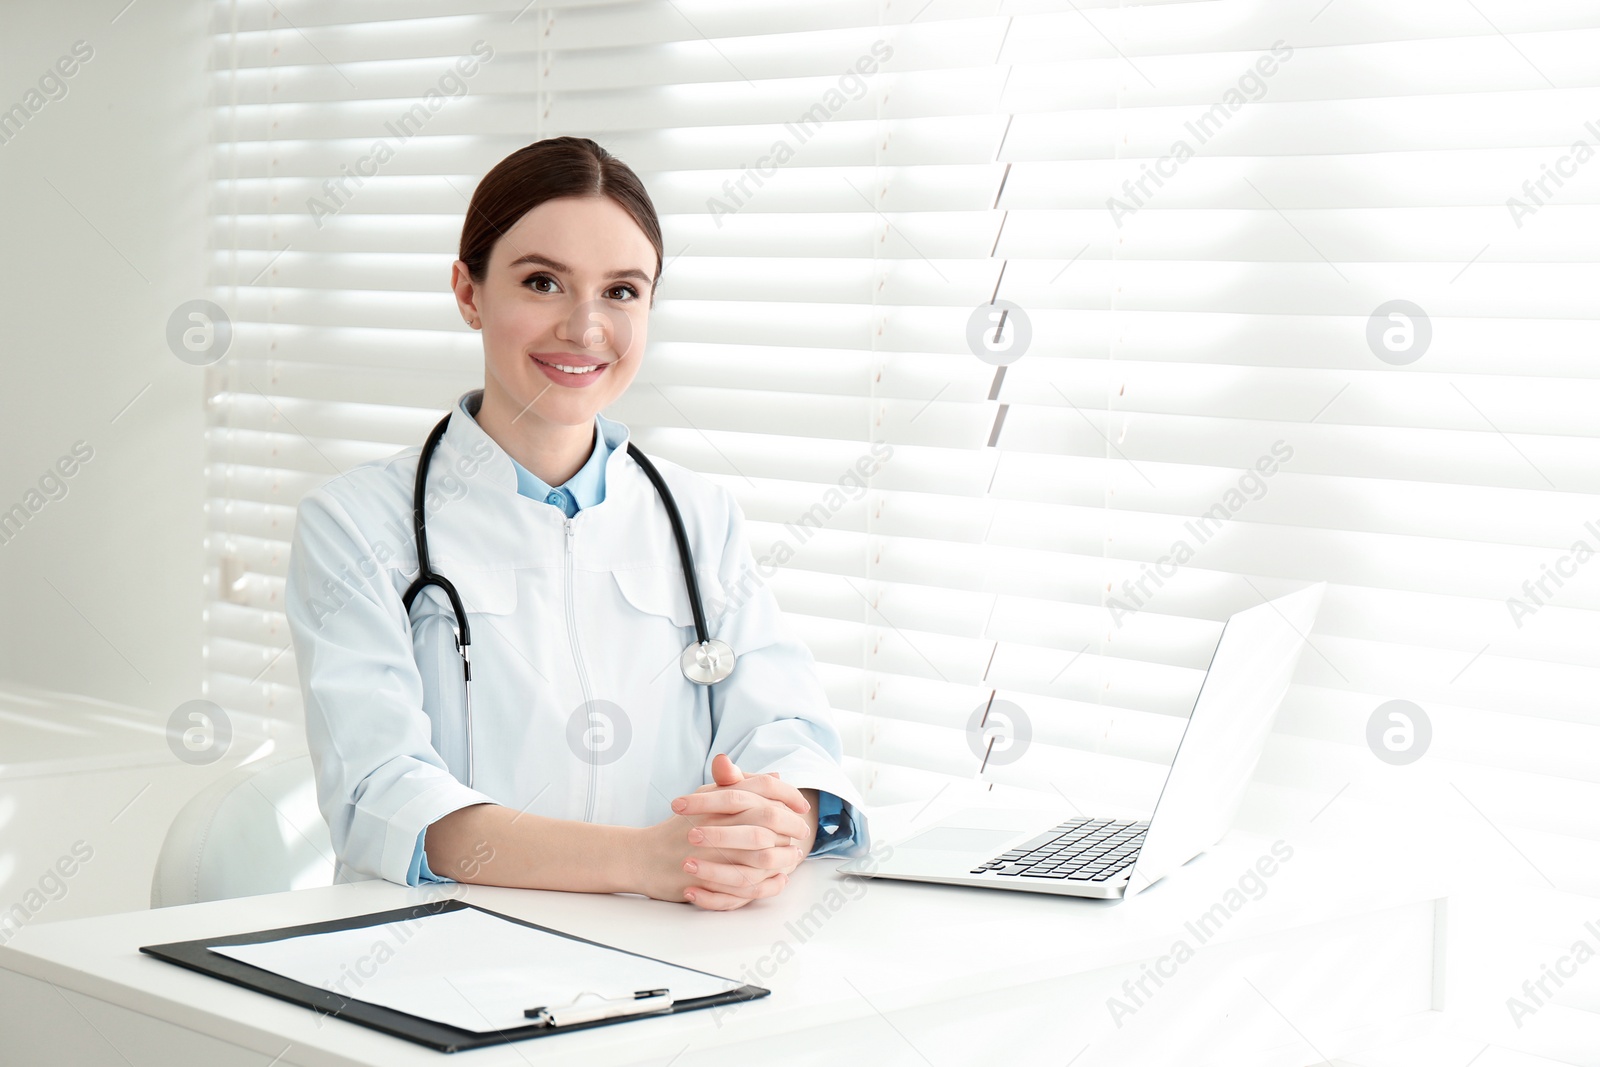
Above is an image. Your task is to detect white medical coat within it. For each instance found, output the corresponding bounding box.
[285,390,869,887]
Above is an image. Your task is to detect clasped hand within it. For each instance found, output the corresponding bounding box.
[638,753,817,911]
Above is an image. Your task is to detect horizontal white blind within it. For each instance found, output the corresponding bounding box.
[1086,0,1600,852]
[1083,2,1599,1058]
[208,0,1600,969]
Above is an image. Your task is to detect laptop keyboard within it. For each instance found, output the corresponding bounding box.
[969,816,1149,883]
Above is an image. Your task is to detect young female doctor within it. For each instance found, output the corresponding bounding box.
[285,137,867,911]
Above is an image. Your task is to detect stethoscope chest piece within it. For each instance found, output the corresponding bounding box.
[681,638,736,685]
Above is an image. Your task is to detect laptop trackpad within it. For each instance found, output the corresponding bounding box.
[898,826,1019,852]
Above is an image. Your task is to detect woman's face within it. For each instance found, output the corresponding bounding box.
[453,195,655,431]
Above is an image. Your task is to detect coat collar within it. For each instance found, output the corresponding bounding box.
[437,388,631,498]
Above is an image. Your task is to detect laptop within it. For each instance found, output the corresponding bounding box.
[837,583,1325,899]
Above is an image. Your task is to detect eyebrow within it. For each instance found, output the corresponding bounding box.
[507,252,652,286]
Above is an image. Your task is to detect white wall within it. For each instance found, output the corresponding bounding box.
[0,0,209,714]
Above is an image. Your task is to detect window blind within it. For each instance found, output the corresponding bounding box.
[205,5,1600,1034]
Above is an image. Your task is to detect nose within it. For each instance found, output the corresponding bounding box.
[555,301,618,352]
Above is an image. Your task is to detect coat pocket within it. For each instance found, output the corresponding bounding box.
[610,563,724,632]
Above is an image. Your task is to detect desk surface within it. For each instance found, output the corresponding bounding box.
[1,826,1443,1067]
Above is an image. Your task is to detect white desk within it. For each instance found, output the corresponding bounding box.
[0,829,1443,1067]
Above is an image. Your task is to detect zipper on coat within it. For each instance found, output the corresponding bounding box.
[564,516,599,823]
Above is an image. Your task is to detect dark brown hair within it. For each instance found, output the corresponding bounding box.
[457,136,663,306]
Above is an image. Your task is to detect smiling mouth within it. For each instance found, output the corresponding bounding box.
[532,356,608,376]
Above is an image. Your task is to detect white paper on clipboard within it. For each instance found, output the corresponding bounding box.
[208,906,742,1033]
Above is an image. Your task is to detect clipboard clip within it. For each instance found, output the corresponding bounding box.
[524,988,674,1028]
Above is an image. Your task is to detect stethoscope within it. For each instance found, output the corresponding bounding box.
[400,411,736,788]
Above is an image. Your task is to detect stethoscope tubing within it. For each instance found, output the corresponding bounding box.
[397,410,734,788]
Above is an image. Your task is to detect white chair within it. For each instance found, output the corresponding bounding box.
[150,751,339,907]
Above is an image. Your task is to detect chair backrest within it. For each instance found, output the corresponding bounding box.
[151,750,337,907]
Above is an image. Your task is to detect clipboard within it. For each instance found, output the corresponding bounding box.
[139,898,769,1053]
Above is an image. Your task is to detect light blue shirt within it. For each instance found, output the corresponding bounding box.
[410,397,857,883]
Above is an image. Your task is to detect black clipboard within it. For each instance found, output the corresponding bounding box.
[139,898,770,1053]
